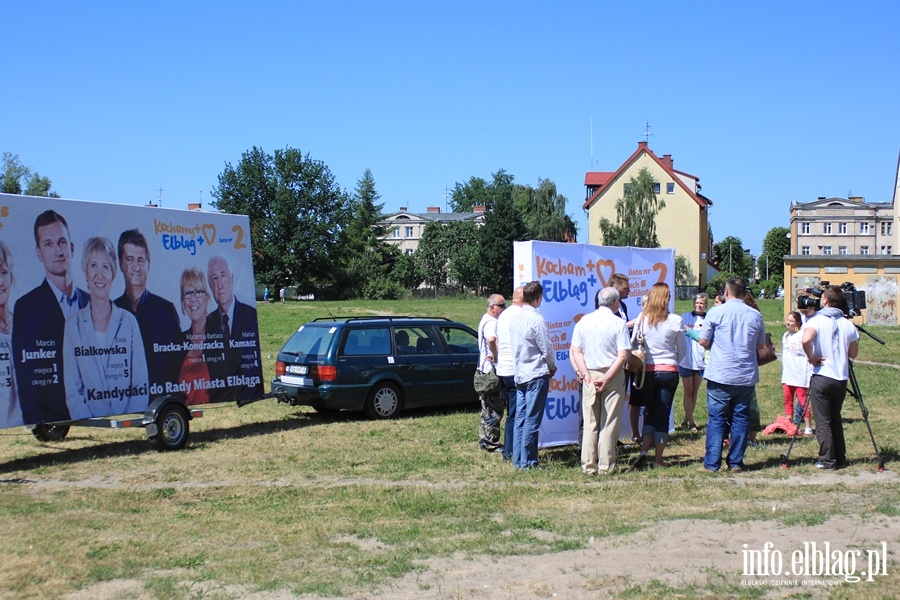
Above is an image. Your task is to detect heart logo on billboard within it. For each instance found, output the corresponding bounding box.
[202,224,216,246]
[595,259,615,287]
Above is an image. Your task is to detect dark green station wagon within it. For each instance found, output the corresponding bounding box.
[272,317,480,419]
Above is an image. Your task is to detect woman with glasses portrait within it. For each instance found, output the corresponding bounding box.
[178,267,216,405]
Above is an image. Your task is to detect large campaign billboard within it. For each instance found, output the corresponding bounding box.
[513,241,675,447]
[0,193,264,429]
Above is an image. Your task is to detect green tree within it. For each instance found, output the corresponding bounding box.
[417,220,479,294]
[712,236,753,280]
[760,226,790,284]
[675,255,695,287]
[2,152,57,196]
[518,178,578,242]
[212,146,350,294]
[597,167,665,247]
[450,169,514,212]
[341,169,399,298]
[478,189,527,295]
[392,251,424,291]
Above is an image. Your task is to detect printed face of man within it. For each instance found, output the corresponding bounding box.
[35,221,74,278]
[208,258,234,309]
[120,243,149,291]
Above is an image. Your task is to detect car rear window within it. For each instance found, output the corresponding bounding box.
[281,325,337,360]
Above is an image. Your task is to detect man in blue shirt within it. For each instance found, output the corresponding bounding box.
[698,277,767,472]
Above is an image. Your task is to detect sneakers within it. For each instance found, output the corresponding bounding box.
[815,461,835,470]
[803,427,813,436]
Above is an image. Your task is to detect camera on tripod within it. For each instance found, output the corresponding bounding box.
[796,281,866,317]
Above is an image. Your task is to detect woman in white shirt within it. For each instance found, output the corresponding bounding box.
[631,283,687,469]
[678,293,707,433]
[781,311,812,435]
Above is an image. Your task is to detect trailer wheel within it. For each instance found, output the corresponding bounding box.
[31,424,70,442]
[148,403,190,451]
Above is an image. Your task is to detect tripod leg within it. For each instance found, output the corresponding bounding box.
[848,362,885,471]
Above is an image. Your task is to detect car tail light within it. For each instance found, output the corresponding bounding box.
[313,365,337,381]
[275,362,286,377]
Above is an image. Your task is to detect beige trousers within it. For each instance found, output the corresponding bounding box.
[581,367,627,474]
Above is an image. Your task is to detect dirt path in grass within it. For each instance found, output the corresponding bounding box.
[54,470,898,600]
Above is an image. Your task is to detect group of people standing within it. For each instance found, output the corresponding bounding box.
[0,209,262,429]
[475,273,859,474]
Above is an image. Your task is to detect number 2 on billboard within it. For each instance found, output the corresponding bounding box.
[232,225,246,249]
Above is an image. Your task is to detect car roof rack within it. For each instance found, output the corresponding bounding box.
[311,316,454,323]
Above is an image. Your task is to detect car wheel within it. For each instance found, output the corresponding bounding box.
[364,382,402,419]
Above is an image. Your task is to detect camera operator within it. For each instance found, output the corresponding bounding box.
[801,285,859,470]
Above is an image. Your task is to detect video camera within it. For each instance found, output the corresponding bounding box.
[796,281,866,317]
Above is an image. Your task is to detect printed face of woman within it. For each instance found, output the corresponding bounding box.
[182,282,209,324]
[0,262,10,307]
[85,251,115,301]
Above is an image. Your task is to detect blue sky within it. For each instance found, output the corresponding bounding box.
[3,2,899,257]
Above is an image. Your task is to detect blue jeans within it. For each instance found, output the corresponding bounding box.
[704,381,754,471]
[640,371,679,445]
[514,375,550,469]
[500,375,517,460]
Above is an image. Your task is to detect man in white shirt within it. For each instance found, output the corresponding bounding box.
[570,287,630,475]
[802,286,859,470]
[510,281,556,469]
[477,294,506,452]
[496,286,523,461]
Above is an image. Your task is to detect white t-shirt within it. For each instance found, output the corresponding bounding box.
[781,329,811,387]
[802,312,859,381]
[495,304,522,377]
[634,313,686,367]
[678,311,706,371]
[570,306,630,370]
[478,312,498,373]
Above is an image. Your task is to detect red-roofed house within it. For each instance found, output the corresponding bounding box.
[584,142,714,289]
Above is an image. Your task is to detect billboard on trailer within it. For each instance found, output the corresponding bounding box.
[0,193,264,429]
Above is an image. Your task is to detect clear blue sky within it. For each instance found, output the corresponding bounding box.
[4,1,899,256]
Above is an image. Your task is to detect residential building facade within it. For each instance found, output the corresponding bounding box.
[378,205,486,254]
[584,142,714,288]
[789,196,893,257]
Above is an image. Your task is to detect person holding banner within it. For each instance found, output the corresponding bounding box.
[14,210,90,424]
[570,287,630,475]
[64,237,149,419]
[0,242,21,427]
[630,283,686,469]
[510,281,556,470]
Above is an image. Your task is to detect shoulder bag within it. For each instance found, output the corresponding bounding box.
[757,332,777,366]
[626,315,647,390]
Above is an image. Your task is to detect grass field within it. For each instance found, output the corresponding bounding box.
[0,297,897,599]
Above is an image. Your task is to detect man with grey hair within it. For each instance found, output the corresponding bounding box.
[570,287,631,475]
[477,293,506,451]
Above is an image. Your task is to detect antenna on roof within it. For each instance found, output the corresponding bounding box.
[589,117,603,169]
[639,121,653,143]
[443,185,450,213]
[155,186,164,208]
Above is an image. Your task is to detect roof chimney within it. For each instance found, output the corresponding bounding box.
[399,206,407,212]
[662,154,673,170]
[473,203,486,213]
[187,202,202,211]
[427,206,441,213]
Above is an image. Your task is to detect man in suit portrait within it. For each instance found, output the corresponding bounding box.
[205,254,262,401]
[13,210,90,424]
[114,229,182,397]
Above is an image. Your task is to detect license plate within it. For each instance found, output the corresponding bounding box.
[281,375,313,386]
[286,365,308,375]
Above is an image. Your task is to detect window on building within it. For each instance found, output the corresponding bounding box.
[405,248,414,256]
[624,183,633,195]
[653,183,661,194]
[823,223,832,234]
[881,246,893,255]
[838,246,848,255]
[666,182,675,194]
[801,246,810,255]
[861,246,869,255]
[860,222,870,234]
[881,222,893,236]
[404,226,414,238]
[391,227,400,239]
[838,222,847,234]
[822,246,832,255]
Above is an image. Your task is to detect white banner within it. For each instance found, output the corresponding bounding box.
[513,241,676,447]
